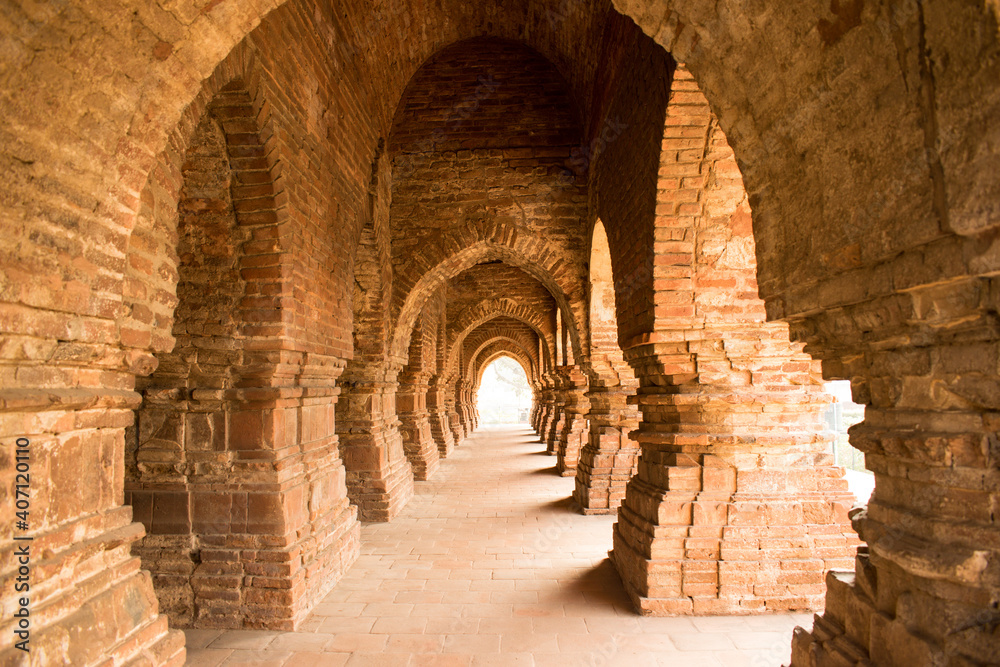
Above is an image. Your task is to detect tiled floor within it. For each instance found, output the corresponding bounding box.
[184,425,814,666]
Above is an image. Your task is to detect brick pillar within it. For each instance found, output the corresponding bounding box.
[458,380,475,437]
[0,390,185,666]
[397,370,440,481]
[444,380,464,445]
[453,381,468,440]
[469,385,479,430]
[791,323,1000,665]
[535,398,547,437]
[555,366,590,477]
[336,364,414,522]
[574,365,640,514]
[610,341,858,615]
[545,376,568,454]
[466,381,478,430]
[129,360,361,630]
[605,65,856,614]
[529,382,541,430]
[427,376,456,458]
[456,380,473,435]
[534,379,556,444]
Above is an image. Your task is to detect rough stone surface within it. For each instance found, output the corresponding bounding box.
[1,0,998,664]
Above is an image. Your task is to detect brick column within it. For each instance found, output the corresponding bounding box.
[444,379,464,446]
[469,385,479,430]
[534,378,556,444]
[129,358,361,629]
[790,288,1000,665]
[610,339,857,615]
[608,67,856,614]
[574,365,640,514]
[427,376,456,458]
[463,381,476,432]
[0,389,185,665]
[529,381,541,430]
[545,376,568,455]
[397,370,440,480]
[336,364,414,522]
[555,366,590,477]
[454,380,470,439]
[458,380,475,434]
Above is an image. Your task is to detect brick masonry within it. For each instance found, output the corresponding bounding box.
[1,1,998,665]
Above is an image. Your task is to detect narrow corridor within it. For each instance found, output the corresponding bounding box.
[185,426,810,666]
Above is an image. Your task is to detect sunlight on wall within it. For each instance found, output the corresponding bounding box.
[478,357,531,424]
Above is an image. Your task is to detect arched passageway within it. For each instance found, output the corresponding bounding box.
[475,355,533,424]
[1,2,998,666]
[188,424,813,665]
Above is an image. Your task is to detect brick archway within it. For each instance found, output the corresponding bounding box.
[472,343,537,383]
[445,301,552,383]
[572,218,641,514]
[472,346,537,392]
[389,238,585,367]
[124,47,360,633]
[471,344,538,426]
[464,332,541,384]
[1,2,999,664]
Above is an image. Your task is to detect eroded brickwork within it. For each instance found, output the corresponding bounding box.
[424,287,457,458]
[398,306,440,481]
[574,219,641,513]
[3,1,999,664]
[596,62,858,614]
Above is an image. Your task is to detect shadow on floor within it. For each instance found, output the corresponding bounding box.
[543,558,633,614]
[535,496,581,514]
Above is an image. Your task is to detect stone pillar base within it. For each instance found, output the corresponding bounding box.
[0,507,186,665]
[611,459,857,616]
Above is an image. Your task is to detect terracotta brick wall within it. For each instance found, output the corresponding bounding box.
[590,16,674,349]
[2,1,999,664]
[387,37,590,366]
[443,263,557,383]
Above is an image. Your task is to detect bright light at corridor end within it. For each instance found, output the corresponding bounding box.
[477,357,531,424]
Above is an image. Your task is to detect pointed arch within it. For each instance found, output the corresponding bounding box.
[389,240,584,366]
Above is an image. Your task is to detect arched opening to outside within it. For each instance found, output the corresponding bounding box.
[476,356,532,425]
[824,380,871,503]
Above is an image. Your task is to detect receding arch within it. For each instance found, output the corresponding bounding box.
[587,219,630,380]
[1,3,999,664]
[121,44,283,361]
[571,217,641,513]
[445,306,552,383]
[473,350,536,426]
[474,348,535,390]
[389,240,585,366]
[465,333,540,384]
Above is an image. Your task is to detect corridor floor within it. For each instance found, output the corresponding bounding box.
[184,425,813,666]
